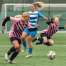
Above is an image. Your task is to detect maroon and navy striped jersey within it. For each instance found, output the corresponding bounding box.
[8,17,25,39]
[41,22,59,38]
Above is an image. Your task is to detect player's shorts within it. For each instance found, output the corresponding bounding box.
[10,37,21,44]
[23,28,37,37]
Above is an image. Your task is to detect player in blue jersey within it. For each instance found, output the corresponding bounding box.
[21,2,48,58]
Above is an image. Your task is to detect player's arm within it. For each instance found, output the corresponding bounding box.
[38,11,48,21]
[46,21,52,25]
[2,16,10,33]
[46,18,54,25]
[44,16,48,21]
[2,17,10,26]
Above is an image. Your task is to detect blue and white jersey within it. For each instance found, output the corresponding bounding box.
[27,11,45,29]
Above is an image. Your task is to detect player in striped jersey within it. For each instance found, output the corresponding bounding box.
[36,17,59,46]
[21,2,48,58]
[15,15,27,52]
[2,13,29,63]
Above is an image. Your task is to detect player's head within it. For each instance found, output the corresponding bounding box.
[51,17,59,23]
[54,17,59,23]
[22,12,29,21]
[31,2,44,11]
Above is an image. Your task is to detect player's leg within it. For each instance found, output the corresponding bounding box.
[48,39,54,46]
[36,33,44,45]
[21,40,27,52]
[22,28,28,41]
[10,40,20,62]
[5,37,21,63]
[43,36,54,46]
[25,30,37,58]
[21,28,28,50]
[32,36,37,42]
[25,36,33,58]
[21,28,28,53]
[35,32,54,46]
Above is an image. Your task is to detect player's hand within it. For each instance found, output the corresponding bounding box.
[44,17,48,21]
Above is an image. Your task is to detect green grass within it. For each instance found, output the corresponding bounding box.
[0,33,66,66]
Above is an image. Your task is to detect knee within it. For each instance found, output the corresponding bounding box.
[14,45,20,52]
[22,33,27,40]
[28,43,32,48]
[12,45,20,52]
[43,39,54,46]
[22,35,25,40]
[13,42,20,52]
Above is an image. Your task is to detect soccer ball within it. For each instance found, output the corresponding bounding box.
[47,51,56,60]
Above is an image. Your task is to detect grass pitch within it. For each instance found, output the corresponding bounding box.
[0,32,66,66]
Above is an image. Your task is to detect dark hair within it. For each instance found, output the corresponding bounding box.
[51,18,54,22]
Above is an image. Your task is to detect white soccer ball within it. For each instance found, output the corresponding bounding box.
[47,51,56,60]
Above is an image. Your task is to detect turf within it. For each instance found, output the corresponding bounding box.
[0,33,66,66]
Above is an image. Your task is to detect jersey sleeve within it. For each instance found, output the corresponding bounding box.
[10,16,20,23]
[46,19,54,25]
[2,17,10,26]
[38,11,45,18]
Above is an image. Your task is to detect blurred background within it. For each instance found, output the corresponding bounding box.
[0,0,66,31]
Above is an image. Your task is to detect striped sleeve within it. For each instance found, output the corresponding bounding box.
[38,11,45,18]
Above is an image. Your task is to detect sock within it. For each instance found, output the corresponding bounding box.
[28,48,32,55]
[22,41,26,49]
[10,51,19,61]
[7,47,16,55]
[36,37,43,45]
[26,41,32,55]
[38,37,43,43]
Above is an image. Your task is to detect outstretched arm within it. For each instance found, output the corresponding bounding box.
[38,11,48,21]
[2,17,10,33]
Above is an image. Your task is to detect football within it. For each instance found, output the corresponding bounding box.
[47,51,56,60]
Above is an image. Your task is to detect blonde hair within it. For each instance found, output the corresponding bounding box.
[54,17,59,22]
[52,16,59,24]
[22,12,29,21]
[22,12,28,16]
[32,2,44,10]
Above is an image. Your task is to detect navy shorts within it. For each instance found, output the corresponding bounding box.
[10,37,21,44]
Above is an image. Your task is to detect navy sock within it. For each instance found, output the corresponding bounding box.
[7,47,16,55]
[28,48,32,54]
[10,51,19,61]
[26,41,32,55]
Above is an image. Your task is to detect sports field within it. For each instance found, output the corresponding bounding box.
[0,32,66,66]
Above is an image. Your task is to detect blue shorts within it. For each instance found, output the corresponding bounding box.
[23,28,37,37]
